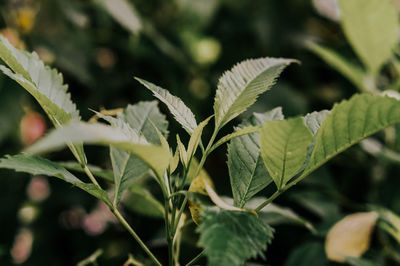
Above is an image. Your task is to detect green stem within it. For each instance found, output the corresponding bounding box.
[254,190,282,212]
[83,164,101,189]
[164,198,173,266]
[112,208,162,266]
[173,197,188,233]
[186,250,205,266]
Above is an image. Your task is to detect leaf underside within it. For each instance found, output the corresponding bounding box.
[214,57,294,129]
[136,78,197,134]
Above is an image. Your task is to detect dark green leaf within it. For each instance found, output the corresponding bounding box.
[198,208,274,266]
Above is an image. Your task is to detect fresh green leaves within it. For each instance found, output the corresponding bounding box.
[0,35,86,164]
[228,108,284,207]
[301,94,400,180]
[198,208,274,266]
[213,58,294,129]
[307,43,369,92]
[338,0,399,74]
[136,78,197,134]
[260,117,313,189]
[0,154,111,205]
[0,35,79,124]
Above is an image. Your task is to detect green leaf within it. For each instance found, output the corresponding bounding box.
[300,94,400,181]
[213,57,294,129]
[123,185,164,218]
[0,154,111,205]
[135,78,198,134]
[98,0,142,34]
[0,35,86,164]
[58,161,114,182]
[228,108,284,207]
[109,101,169,206]
[186,116,212,162]
[198,208,274,266]
[308,42,369,92]
[260,117,313,189]
[26,122,170,179]
[120,101,169,144]
[339,0,399,74]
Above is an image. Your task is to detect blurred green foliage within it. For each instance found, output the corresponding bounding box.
[0,0,399,265]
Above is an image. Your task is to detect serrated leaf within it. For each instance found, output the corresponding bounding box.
[228,108,284,208]
[198,208,274,266]
[0,36,86,164]
[136,78,197,134]
[301,94,400,181]
[308,43,368,92]
[26,122,170,179]
[260,117,313,189]
[339,0,399,74]
[213,57,294,129]
[0,154,111,205]
[304,110,330,136]
[109,101,169,205]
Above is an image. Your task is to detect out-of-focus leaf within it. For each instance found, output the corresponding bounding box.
[370,206,400,244]
[339,0,399,73]
[26,122,170,179]
[325,212,378,262]
[123,185,164,219]
[98,0,142,34]
[284,242,328,266]
[0,154,111,205]
[308,43,369,92]
[345,257,377,266]
[198,208,274,266]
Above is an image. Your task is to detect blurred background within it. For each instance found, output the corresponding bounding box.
[0,0,399,265]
